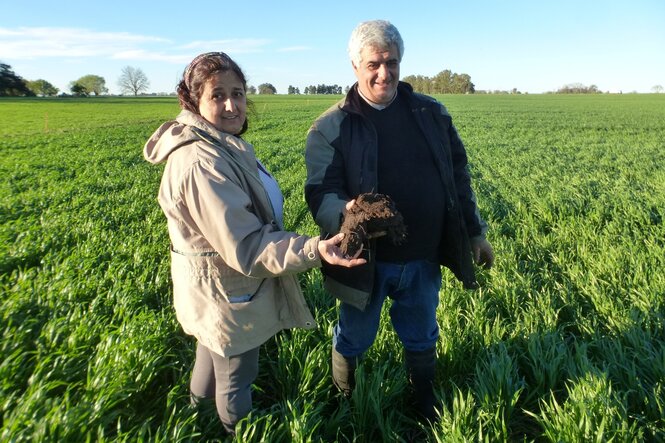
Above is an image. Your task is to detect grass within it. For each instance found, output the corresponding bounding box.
[1,93,664,442]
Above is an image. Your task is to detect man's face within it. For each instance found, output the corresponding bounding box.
[352,44,400,105]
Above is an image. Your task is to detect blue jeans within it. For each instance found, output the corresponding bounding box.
[333,260,442,356]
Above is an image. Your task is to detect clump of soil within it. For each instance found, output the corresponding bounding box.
[339,193,407,256]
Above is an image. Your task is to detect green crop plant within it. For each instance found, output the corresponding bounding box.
[1,93,664,441]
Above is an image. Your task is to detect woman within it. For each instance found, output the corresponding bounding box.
[143,52,364,434]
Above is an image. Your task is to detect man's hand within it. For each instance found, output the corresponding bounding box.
[471,237,494,269]
[344,199,356,213]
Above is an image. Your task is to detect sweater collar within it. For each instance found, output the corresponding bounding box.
[357,88,398,110]
[344,82,415,114]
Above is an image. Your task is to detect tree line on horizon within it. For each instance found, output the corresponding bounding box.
[2,62,663,97]
[0,63,151,97]
[402,70,475,94]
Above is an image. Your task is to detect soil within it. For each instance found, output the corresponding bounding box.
[339,193,407,256]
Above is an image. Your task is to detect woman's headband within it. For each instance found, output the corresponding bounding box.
[184,51,230,90]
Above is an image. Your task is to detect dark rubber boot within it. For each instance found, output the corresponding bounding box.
[332,347,358,397]
[405,347,437,422]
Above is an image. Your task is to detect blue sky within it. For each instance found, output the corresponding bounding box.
[2,0,663,95]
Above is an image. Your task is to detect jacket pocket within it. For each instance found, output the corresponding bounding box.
[171,250,265,303]
[215,271,265,304]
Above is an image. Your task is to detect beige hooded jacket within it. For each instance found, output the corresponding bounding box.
[144,110,320,357]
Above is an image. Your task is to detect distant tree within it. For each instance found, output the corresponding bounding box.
[69,82,88,96]
[118,66,150,96]
[0,63,34,96]
[72,74,108,96]
[652,85,664,93]
[432,70,453,94]
[404,70,474,94]
[453,73,475,94]
[258,83,277,94]
[324,84,342,94]
[557,83,601,94]
[303,84,342,95]
[287,85,301,94]
[402,74,432,94]
[26,79,59,97]
[247,85,257,95]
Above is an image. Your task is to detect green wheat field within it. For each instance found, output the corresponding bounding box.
[1,93,664,442]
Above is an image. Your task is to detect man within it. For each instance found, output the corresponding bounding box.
[304,19,494,421]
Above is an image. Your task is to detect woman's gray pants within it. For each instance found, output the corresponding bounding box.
[190,342,260,434]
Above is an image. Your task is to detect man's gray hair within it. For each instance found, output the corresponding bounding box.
[348,20,404,68]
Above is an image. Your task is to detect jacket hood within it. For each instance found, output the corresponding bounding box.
[143,110,229,164]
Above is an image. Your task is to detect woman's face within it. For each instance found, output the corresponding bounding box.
[198,70,247,135]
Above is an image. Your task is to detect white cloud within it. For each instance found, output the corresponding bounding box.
[0,27,169,59]
[177,39,271,53]
[111,50,191,64]
[0,27,274,67]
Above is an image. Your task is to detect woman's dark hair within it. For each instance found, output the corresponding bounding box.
[177,52,251,134]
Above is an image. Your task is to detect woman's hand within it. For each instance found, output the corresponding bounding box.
[317,233,366,267]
